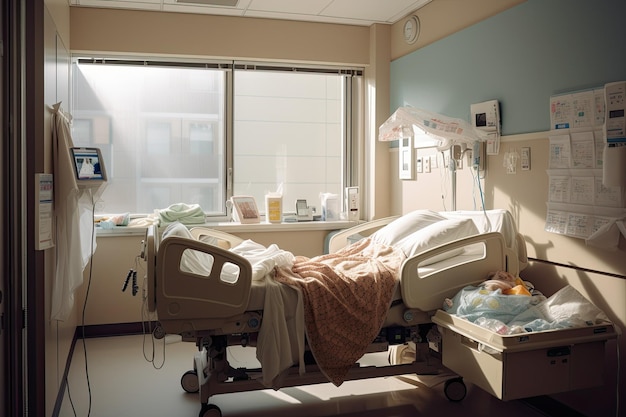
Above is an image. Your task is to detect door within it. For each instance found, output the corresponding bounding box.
[2,1,28,415]
[1,7,7,415]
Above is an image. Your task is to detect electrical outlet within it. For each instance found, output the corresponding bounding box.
[521,147,531,170]
[430,155,438,169]
[424,157,431,173]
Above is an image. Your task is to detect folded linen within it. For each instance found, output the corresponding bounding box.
[158,203,206,225]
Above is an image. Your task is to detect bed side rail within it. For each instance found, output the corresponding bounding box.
[400,232,511,311]
[327,215,401,254]
[189,226,245,249]
[156,234,253,321]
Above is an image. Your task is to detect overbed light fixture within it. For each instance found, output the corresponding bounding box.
[378,106,489,150]
[379,107,490,210]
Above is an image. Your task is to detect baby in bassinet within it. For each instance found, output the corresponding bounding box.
[443,271,610,335]
[442,271,544,334]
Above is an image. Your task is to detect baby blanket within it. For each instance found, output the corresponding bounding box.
[445,283,610,333]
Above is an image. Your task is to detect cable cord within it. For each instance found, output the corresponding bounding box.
[140,270,166,369]
[67,190,97,416]
[615,333,621,417]
[470,164,478,211]
[473,166,492,233]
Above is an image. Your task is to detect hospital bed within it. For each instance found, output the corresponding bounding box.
[140,210,532,417]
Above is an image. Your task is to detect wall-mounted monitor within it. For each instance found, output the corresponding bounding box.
[70,147,107,187]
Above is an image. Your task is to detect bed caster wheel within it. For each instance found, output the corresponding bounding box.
[199,403,222,417]
[444,377,466,402]
[181,370,199,393]
[153,324,166,339]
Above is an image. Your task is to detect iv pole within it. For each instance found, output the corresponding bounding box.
[450,148,457,211]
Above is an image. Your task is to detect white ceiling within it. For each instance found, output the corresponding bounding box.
[69,0,433,26]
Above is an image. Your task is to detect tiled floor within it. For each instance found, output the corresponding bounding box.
[60,334,550,417]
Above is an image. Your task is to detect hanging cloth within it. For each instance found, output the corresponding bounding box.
[50,102,100,321]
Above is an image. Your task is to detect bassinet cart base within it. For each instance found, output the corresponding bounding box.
[432,310,617,401]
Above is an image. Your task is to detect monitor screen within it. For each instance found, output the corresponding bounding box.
[70,147,107,185]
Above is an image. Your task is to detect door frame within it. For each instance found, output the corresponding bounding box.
[3,1,47,416]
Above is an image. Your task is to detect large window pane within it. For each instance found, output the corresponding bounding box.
[71,59,360,219]
[71,62,226,214]
[234,70,345,215]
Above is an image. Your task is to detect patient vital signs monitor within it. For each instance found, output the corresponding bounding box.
[70,147,107,187]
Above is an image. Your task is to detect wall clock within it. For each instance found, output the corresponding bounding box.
[403,15,420,45]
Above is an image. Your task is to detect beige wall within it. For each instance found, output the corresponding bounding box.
[45,0,70,47]
[78,236,147,326]
[366,24,392,219]
[70,7,370,66]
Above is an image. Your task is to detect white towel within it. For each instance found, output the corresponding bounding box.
[50,103,103,321]
[230,240,305,388]
[231,240,295,281]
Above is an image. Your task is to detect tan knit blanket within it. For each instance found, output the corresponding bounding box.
[274,238,406,385]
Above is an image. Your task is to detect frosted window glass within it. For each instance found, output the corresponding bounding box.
[72,63,226,215]
[234,71,345,214]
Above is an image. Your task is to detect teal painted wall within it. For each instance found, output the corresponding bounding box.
[390,0,626,135]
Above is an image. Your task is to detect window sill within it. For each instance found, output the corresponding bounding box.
[203,220,357,233]
[95,220,358,237]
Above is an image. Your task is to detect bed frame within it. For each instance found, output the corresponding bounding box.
[141,220,523,417]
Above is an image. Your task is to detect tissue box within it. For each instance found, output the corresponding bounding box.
[321,194,339,221]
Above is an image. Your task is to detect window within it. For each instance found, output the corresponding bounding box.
[71,58,362,219]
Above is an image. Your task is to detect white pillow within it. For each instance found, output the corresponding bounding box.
[397,218,479,265]
[162,222,214,275]
[370,210,446,246]
[162,221,193,239]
